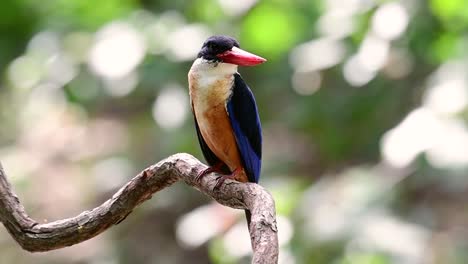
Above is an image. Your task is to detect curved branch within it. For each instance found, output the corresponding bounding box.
[0,153,278,264]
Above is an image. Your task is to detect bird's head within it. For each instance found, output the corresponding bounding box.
[197,35,266,66]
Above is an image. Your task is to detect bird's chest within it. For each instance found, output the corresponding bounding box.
[189,72,234,126]
[189,72,238,155]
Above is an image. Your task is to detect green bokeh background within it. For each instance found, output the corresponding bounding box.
[1,0,468,263]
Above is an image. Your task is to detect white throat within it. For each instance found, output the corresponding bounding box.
[188,58,238,114]
[190,58,237,75]
[189,58,238,92]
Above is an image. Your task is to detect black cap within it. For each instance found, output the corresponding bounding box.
[197,35,240,61]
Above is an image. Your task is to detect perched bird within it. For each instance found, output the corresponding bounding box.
[188,35,265,228]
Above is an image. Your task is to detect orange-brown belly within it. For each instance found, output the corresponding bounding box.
[196,105,248,182]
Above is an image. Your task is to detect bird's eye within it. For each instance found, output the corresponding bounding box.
[209,42,219,50]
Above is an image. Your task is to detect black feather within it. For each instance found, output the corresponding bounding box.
[198,35,240,62]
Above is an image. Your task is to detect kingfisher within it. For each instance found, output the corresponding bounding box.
[188,35,265,226]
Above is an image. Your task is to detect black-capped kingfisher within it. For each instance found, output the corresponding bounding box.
[188,35,266,227]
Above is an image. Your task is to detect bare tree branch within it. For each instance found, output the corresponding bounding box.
[0,153,278,264]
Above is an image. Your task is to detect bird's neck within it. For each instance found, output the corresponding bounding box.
[188,58,238,109]
[189,58,238,77]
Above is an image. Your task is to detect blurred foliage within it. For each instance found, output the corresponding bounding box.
[1,0,468,263]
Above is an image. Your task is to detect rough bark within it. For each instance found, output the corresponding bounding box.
[0,153,278,264]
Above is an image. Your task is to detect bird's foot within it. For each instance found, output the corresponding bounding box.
[214,168,241,190]
[196,163,225,181]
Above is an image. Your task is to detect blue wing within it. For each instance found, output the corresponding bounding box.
[226,73,262,183]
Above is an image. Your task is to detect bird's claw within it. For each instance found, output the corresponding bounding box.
[214,174,237,190]
[196,163,224,182]
[196,167,215,181]
[213,168,241,190]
